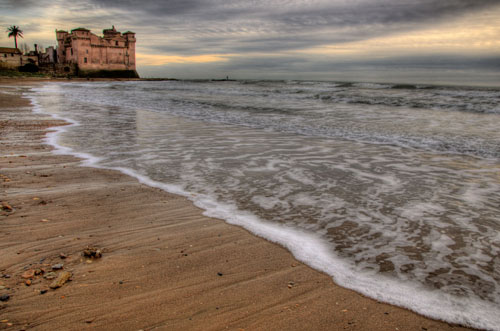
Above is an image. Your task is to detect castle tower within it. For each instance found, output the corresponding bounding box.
[55,30,68,64]
[123,31,136,70]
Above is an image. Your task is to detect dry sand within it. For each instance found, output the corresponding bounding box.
[0,80,472,330]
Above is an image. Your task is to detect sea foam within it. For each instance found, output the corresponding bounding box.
[25,84,500,330]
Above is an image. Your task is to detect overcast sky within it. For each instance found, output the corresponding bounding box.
[1,0,499,85]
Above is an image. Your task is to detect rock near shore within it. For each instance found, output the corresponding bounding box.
[49,271,72,289]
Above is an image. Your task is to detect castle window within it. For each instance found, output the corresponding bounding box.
[86,49,88,54]
[115,41,119,46]
[84,57,87,63]
[70,48,73,55]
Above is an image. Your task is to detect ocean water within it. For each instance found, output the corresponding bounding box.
[26,80,500,330]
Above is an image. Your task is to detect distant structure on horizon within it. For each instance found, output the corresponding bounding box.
[55,26,138,77]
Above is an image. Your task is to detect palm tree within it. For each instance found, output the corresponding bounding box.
[7,25,23,49]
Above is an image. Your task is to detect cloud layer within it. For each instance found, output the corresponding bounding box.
[1,0,499,83]
[86,0,500,55]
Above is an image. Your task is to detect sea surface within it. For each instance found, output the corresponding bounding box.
[26,80,500,330]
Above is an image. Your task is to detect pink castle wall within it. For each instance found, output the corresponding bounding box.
[56,26,136,71]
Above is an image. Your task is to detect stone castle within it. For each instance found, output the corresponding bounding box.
[1,25,138,77]
[56,26,136,73]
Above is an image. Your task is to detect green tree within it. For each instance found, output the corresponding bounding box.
[6,25,23,49]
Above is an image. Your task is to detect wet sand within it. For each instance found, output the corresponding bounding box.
[0,81,472,330]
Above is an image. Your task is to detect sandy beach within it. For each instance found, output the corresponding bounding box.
[0,80,473,330]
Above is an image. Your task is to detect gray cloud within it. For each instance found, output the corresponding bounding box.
[2,0,499,84]
[85,0,500,57]
[0,0,41,9]
[89,0,498,22]
[4,0,500,56]
[88,0,500,30]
